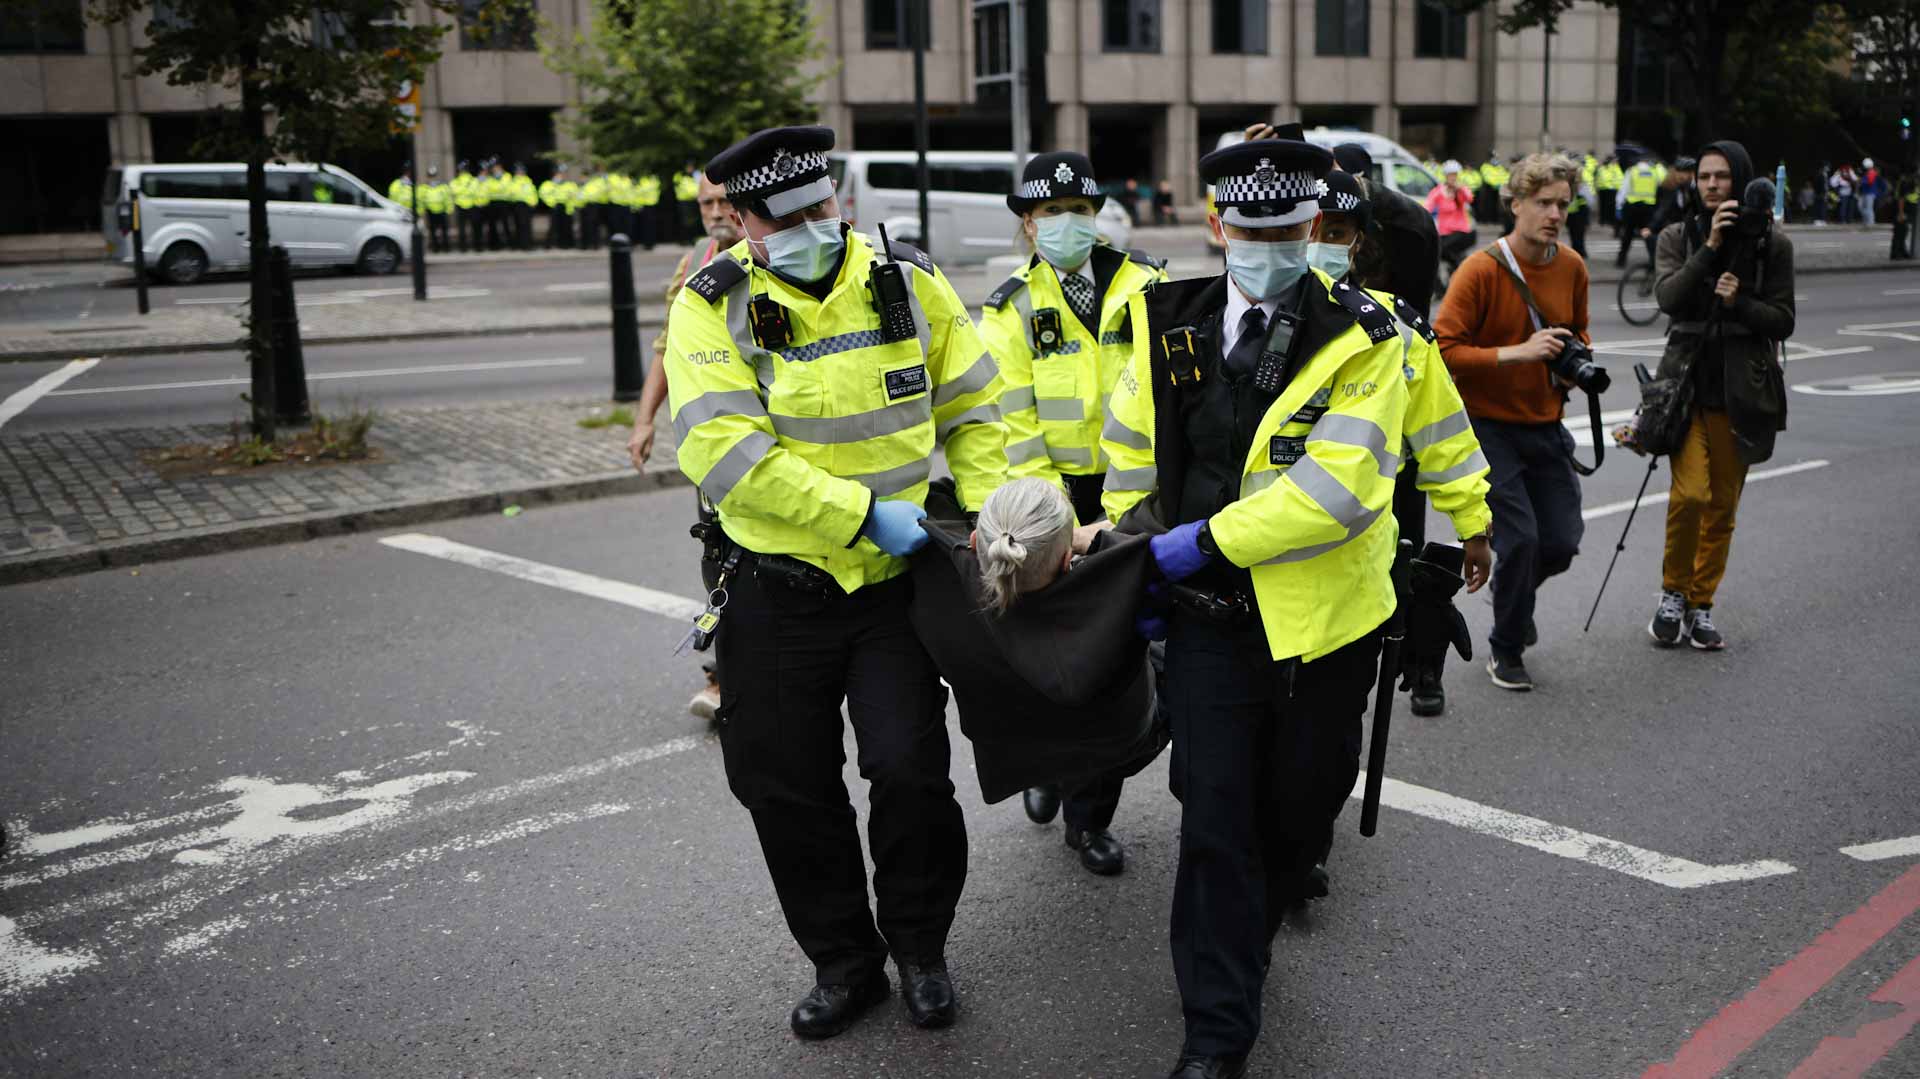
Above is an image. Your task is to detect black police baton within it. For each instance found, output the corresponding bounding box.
[1361,540,1413,837]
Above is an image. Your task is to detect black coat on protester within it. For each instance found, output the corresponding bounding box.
[907,510,1168,805]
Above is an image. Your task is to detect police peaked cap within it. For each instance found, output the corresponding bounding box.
[1201,137,1334,228]
[1007,151,1106,215]
[1318,169,1372,233]
[707,126,836,218]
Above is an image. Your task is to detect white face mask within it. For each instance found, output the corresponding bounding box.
[1224,237,1311,301]
[1033,212,1098,270]
[754,217,845,282]
[1306,240,1353,281]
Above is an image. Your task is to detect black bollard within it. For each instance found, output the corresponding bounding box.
[268,246,312,426]
[609,233,642,403]
[129,193,150,316]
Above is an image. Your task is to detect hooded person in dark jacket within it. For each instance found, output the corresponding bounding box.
[1648,139,1792,651]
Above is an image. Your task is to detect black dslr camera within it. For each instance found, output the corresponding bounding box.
[1549,335,1610,395]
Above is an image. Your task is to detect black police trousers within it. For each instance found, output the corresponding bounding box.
[713,568,968,986]
[1164,612,1381,1057]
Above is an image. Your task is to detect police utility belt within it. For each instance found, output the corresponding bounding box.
[675,516,842,657]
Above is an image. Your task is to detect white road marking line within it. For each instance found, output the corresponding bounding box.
[1565,408,1640,447]
[1581,459,1830,520]
[0,915,97,998]
[1795,375,1920,397]
[1839,835,1920,862]
[1839,320,1920,343]
[1883,288,1920,296]
[294,296,364,307]
[45,356,587,397]
[9,734,706,933]
[1782,345,1874,362]
[380,533,706,621]
[0,357,100,431]
[173,297,245,305]
[429,287,492,299]
[1355,772,1796,888]
[543,281,607,292]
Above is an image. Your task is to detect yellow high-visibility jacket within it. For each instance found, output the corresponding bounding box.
[664,229,1009,594]
[1379,294,1493,540]
[980,245,1166,493]
[1101,271,1414,661]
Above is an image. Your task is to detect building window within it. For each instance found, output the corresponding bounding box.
[1314,0,1368,57]
[867,0,930,50]
[460,0,535,51]
[1212,0,1266,54]
[1104,0,1160,53]
[0,0,84,53]
[1414,0,1467,59]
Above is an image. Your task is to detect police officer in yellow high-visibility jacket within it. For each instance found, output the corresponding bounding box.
[1617,157,1662,267]
[1099,136,1411,1076]
[579,168,609,250]
[387,168,412,208]
[420,165,451,253]
[510,162,538,250]
[633,173,661,249]
[450,161,483,253]
[664,126,1006,1042]
[976,150,1165,874]
[539,165,578,250]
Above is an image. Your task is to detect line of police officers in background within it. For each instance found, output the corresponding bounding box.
[387,161,702,255]
[1419,148,1671,260]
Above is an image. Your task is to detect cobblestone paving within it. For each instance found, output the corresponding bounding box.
[0,399,674,561]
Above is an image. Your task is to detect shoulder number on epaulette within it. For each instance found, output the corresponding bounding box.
[1390,295,1437,343]
[1330,281,1399,345]
[888,241,936,275]
[684,258,747,304]
[984,273,1028,311]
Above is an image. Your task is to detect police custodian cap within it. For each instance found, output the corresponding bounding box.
[706,125,835,218]
[1006,151,1106,215]
[1201,136,1334,228]
[1320,169,1371,231]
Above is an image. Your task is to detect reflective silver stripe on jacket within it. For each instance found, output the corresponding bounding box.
[848,457,933,498]
[1104,464,1157,491]
[1035,397,1084,422]
[1255,455,1378,565]
[1417,450,1490,487]
[1406,409,1471,453]
[772,396,932,444]
[1006,434,1049,464]
[1311,412,1400,478]
[1101,413,1151,451]
[722,286,776,392]
[700,429,776,506]
[1258,505,1386,564]
[1049,446,1094,468]
[671,388,768,445]
[936,401,1002,443]
[936,351,999,406]
[1001,386,1038,412]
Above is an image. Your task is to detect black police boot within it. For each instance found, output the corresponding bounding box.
[1023,785,1061,824]
[899,961,957,1029]
[1168,1053,1248,1078]
[1409,666,1446,716]
[1064,827,1126,876]
[789,969,889,1040]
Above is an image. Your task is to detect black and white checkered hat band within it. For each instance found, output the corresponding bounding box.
[1016,176,1102,201]
[763,176,834,217]
[725,150,830,201]
[1327,190,1362,214]
[1213,169,1325,206]
[1221,200,1320,228]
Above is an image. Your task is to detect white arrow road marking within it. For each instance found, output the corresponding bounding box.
[1839,319,1920,343]
[0,357,99,431]
[1581,459,1830,520]
[0,915,97,998]
[1840,835,1920,862]
[1354,773,1797,888]
[380,532,706,621]
[46,357,586,397]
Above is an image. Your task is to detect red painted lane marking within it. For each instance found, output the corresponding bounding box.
[1784,949,1920,1079]
[1642,864,1920,1079]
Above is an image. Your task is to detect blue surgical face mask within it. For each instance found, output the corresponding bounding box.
[758,217,845,282]
[1307,240,1352,281]
[1224,237,1311,301]
[1034,212,1098,270]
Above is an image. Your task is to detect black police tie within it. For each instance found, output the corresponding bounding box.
[1224,306,1266,379]
[1061,271,1096,322]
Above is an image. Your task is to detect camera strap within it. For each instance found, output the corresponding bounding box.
[1491,240,1603,476]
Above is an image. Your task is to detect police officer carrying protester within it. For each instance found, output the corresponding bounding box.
[662,126,1010,1040]
[979,151,1167,875]
[1100,134,1418,1079]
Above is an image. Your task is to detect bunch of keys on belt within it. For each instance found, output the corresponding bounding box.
[675,575,731,656]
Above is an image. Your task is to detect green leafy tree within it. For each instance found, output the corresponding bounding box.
[85,0,505,437]
[541,0,827,210]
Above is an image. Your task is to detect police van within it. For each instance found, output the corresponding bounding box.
[828,150,1132,266]
[1204,128,1439,250]
[102,163,412,284]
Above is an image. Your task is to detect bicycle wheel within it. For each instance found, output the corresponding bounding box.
[1617,263,1659,326]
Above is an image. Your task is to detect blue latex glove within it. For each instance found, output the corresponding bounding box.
[862,499,930,556]
[1150,520,1212,582]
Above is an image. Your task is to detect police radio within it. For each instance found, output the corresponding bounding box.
[1253,310,1300,395]
[1030,308,1066,355]
[1161,327,1203,387]
[869,223,917,344]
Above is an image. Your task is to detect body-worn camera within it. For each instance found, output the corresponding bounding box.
[1550,336,1610,394]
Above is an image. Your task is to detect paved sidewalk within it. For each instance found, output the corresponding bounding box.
[0,398,689,584]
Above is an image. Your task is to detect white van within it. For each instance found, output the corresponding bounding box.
[102,163,412,284]
[828,150,1132,266]
[1205,127,1440,249]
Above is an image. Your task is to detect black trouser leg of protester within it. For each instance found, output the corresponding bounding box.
[1472,418,1586,658]
[1164,613,1380,1059]
[1062,771,1125,834]
[1062,472,1107,526]
[714,570,967,985]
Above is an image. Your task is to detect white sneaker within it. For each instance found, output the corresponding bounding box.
[688,683,720,722]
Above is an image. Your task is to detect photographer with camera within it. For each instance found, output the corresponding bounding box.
[1647,141,1792,650]
[1435,153,1600,691]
